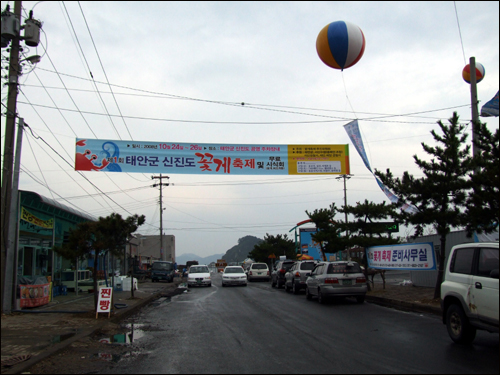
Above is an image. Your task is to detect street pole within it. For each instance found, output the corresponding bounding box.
[336,174,352,261]
[469,57,480,162]
[152,175,169,261]
[1,1,22,314]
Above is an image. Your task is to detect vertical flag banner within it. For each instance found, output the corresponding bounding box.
[75,139,350,176]
[343,120,418,214]
[480,91,499,117]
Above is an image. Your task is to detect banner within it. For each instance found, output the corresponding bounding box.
[75,139,350,175]
[366,242,436,270]
[481,91,499,117]
[19,284,50,308]
[343,120,418,214]
[96,287,113,318]
[20,207,54,229]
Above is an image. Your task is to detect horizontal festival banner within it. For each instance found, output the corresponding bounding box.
[75,139,350,175]
[21,207,54,229]
[366,242,437,270]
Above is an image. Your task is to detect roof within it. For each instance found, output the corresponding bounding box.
[20,190,96,222]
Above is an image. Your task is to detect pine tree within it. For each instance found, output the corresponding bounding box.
[375,112,473,299]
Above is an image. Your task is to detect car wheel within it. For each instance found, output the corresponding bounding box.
[446,304,477,344]
[306,287,312,300]
[207,283,212,287]
[356,295,365,304]
[222,283,226,287]
[285,282,290,292]
[318,288,326,304]
[271,278,276,288]
[292,281,299,295]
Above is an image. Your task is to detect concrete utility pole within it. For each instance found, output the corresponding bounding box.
[152,175,169,261]
[1,1,22,314]
[336,174,352,261]
[468,56,480,160]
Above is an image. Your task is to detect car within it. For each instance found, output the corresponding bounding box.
[222,266,248,287]
[441,242,499,344]
[247,263,270,282]
[187,264,212,287]
[305,261,367,304]
[150,261,175,283]
[284,260,317,294]
[271,260,295,288]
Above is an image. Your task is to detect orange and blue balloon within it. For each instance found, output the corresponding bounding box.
[316,21,365,71]
[462,62,485,84]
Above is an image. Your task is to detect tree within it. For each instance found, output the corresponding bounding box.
[465,122,499,235]
[375,112,473,299]
[306,203,348,259]
[53,213,145,309]
[248,233,295,263]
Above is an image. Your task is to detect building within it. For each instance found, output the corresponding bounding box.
[127,234,175,271]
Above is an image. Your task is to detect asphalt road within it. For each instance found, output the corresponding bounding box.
[104,273,499,374]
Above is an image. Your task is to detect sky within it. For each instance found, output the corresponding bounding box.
[1,1,499,258]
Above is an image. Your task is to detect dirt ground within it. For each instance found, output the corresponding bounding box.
[367,283,441,308]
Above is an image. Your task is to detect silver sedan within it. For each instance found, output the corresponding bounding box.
[305,261,367,304]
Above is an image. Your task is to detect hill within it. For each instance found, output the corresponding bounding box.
[222,235,263,263]
[176,253,225,266]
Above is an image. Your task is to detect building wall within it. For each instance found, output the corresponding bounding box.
[133,234,175,264]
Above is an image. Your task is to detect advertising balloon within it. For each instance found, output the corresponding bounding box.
[462,62,485,84]
[316,21,365,70]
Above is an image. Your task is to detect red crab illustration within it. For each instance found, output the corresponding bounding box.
[75,141,109,171]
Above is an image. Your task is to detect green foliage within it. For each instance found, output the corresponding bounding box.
[248,233,295,263]
[466,122,499,235]
[375,112,474,298]
[53,213,145,308]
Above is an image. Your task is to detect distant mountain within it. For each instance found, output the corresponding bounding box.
[176,253,225,266]
[222,235,263,263]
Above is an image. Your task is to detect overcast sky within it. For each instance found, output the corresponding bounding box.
[1,1,499,258]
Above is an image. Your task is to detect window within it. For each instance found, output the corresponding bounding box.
[300,262,316,271]
[450,248,474,275]
[252,264,267,270]
[477,248,499,277]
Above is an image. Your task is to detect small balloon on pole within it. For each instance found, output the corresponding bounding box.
[462,62,485,84]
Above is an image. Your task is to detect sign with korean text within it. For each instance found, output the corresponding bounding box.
[96,287,113,318]
[75,139,349,175]
[366,242,436,270]
[21,207,54,229]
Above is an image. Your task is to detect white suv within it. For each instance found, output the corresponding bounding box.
[441,242,499,344]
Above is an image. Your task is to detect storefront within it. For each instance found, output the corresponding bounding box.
[16,190,96,289]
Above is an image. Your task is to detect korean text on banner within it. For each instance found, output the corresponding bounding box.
[96,287,113,318]
[75,139,350,176]
[366,243,436,271]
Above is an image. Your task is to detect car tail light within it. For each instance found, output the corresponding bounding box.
[324,278,339,284]
[356,276,366,283]
[280,269,286,274]
[267,271,270,275]
[249,271,253,275]
[295,271,300,277]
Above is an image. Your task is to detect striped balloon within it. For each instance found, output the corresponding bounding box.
[462,62,485,84]
[316,21,365,71]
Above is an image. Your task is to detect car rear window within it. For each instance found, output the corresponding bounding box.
[225,268,244,274]
[252,264,268,270]
[300,262,316,271]
[152,262,173,271]
[282,262,294,270]
[190,266,209,273]
[327,263,362,274]
[450,248,474,275]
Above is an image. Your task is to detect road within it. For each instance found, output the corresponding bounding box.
[100,272,498,374]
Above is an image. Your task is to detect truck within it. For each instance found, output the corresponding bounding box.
[186,260,199,270]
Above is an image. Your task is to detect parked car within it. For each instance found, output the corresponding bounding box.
[284,260,317,294]
[222,266,248,287]
[271,260,295,288]
[187,265,212,287]
[247,263,270,282]
[441,242,499,344]
[305,261,367,304]
[150,261,175,283]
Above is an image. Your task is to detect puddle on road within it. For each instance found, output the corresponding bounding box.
[96,323,147,345]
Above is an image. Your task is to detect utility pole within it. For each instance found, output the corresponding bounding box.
[1,1,22,314]
[336,174,352,260]
[152,175,169,261]
[468,57,480,161]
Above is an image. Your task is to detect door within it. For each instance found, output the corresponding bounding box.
[471,247,499,323]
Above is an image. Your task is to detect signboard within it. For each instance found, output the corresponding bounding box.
[75,139,349,175]
[19,284,50,308]
[96,287,113,318]
[363,221,399,233]
[366,242,436,270]
[299,228,323,260]
[20,207,54,229]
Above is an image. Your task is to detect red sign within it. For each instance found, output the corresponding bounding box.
[19,284,50,308]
